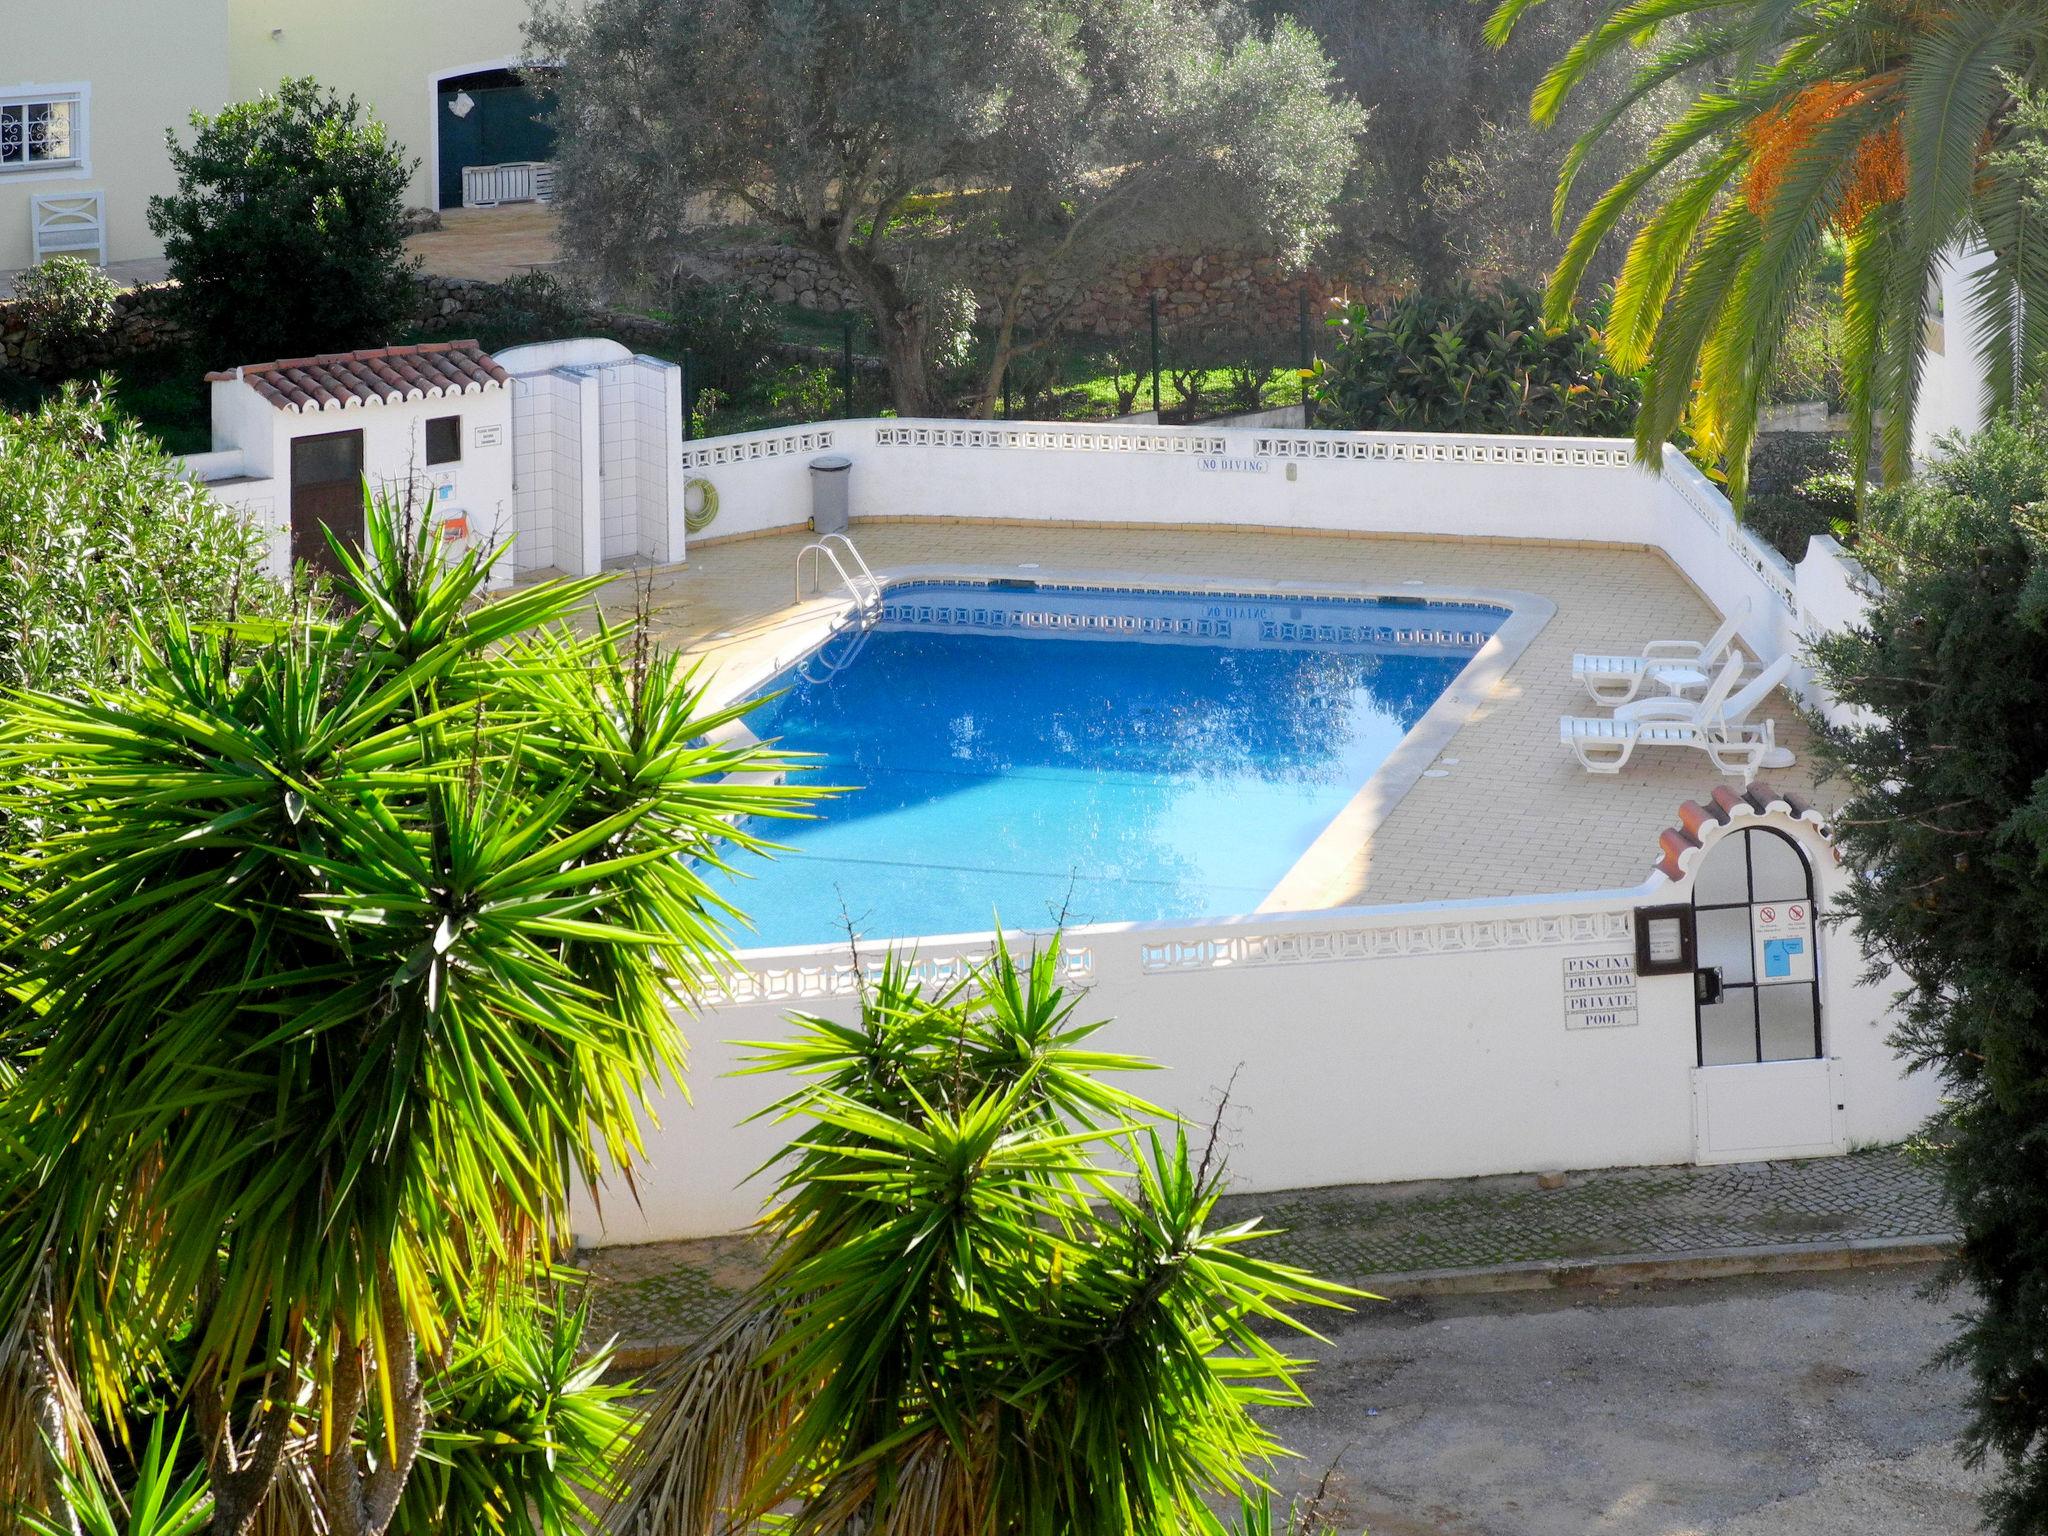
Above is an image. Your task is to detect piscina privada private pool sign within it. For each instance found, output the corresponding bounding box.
[710,571,1555,950]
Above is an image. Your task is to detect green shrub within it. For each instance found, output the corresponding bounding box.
[1223,351,1280,414]
[9,256,119,374]
[1810,414,2048,1536]
[766,363,840,421]
[1741,491,1840,563]
[665,283,782,396]
[1748,430,1849,497]
[0,382,280,697]
[1767,284,1846,411]
[392,1296,633,1536]
[687,384,728,436]
[148,76,418,364]
[1795,468,1857,518]
[483,271,590,345]
[1313,285,1639,435]
[1739,435,1860,559]
[1000,345,1061,416]
[1094,342,1149,415]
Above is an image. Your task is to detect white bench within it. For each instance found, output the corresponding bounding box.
[31,191,106,265]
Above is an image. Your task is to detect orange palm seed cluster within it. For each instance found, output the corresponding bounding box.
[1744,78,1907,231]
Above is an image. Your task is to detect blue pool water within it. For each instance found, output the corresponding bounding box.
[715,582,1502,948]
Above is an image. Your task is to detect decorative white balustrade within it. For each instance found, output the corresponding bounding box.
[1661,453,1798,613]
[1252,433,1635,469]
[709,943,1095,1005]
[875,423,1227,455]
[682,426,835,471]
[1137,909,1634,975]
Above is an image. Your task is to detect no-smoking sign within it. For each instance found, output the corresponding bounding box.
[1752,899,1816,983]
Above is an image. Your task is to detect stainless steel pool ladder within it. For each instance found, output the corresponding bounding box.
[794,533,882,620]
[797,621,873,685]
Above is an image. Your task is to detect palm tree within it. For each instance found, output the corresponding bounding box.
[0,495,810,1536]
[605,938,1357,1536]
[1488,0,2048,500]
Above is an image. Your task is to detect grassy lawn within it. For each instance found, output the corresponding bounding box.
[755,300,1309,421]
[0,351,213,455]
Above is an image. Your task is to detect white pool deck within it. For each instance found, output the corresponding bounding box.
[586,521,1825,915]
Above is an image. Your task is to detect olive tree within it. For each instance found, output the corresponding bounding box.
[530,0,1362,415]
[1264,0,1666,290]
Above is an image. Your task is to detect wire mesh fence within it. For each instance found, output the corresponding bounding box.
[679,289,1328,438]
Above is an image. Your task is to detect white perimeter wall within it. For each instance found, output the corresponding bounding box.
[570,419,1918,1244]
[682,419,1859,716]
[575,812,1936,1245]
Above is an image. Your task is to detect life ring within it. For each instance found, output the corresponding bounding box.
[683,476,719,533]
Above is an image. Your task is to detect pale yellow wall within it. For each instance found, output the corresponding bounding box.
[0,1,233,269]
[228,0,563,211]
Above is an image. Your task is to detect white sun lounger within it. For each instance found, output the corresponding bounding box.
[1560,652,1797,785]
[1571,600,1752,705]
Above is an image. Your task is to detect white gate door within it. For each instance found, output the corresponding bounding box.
[1687,826,1845,1162]
[1693,1057,1846,1162]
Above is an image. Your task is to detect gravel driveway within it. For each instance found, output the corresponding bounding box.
[1263,1264,1985,1535]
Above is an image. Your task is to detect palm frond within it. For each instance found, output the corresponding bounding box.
[1901,8,2024,245]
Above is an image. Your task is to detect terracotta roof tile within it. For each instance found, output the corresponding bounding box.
[1651,781,1829,883]
[205,340,509,414]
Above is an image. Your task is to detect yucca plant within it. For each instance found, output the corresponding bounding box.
[604,937,1359,1536]
[390,1293,633,1536]
[23,1416,213,1536]
[0,492,812,1536]
[1489,0,2048,500]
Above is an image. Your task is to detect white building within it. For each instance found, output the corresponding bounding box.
[184,340,516,587]
[1914,243,2000,462]
[3,0,571,278]
[182,337,686,584]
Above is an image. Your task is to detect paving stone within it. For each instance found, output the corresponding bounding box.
[575,1147,1949,1351]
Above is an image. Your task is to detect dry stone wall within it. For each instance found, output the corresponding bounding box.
[0,282,191,374]
[1,275,613,374]
[709,242,1387,337]
[2,257,1366,379]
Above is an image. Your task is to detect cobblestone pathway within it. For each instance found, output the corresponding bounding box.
[1216,1144,1947,1278]
[577,1147,1949,1353]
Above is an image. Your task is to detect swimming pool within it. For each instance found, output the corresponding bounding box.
[716,579,1507,949]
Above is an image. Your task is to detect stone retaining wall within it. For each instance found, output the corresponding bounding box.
[711,242,1388,338]
[0,282,191,374]
[0,271,882,382]
[2,274,605,375]
[4,260,1338,379]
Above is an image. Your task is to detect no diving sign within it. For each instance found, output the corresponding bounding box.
[1751,899,1816,983]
